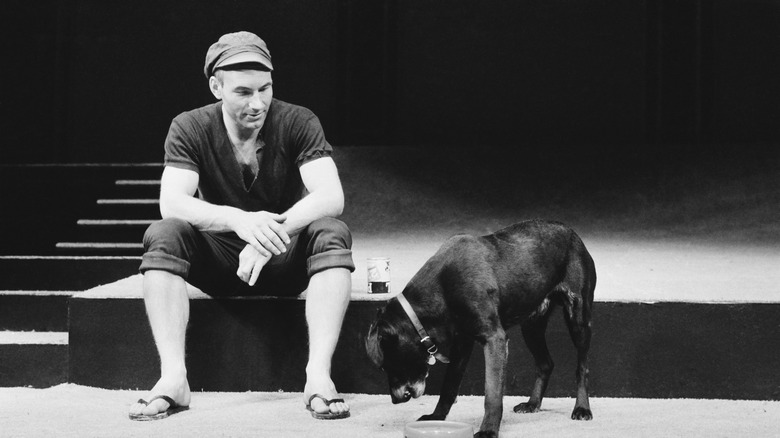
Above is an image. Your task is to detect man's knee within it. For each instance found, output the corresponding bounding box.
[305,218,355,276]
[139,218,195,278]
[306,218,352,251]
[143,218,194,249]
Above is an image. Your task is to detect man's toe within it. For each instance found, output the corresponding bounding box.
[144,398,171,415]
[310,397,348,415]
[311,398,329,414]
[128,402,145,416]
[327,400,349,415]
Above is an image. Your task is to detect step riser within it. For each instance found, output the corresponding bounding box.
[110,186,160,199]
[0,344,68,388]
[54,247,144,257]
[69,298,780,399]
[88,205,161,219]
[0,295,70,331]
[0,259,140,290]
[69,227,147,243]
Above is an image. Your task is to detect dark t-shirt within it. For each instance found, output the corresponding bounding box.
[163,98,333,214]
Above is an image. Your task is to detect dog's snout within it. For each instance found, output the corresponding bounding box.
[391,381,426,404]
[391,389,412,404]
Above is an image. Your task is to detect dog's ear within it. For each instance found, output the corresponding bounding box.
[366,314,402,368]
[365,319,384,368]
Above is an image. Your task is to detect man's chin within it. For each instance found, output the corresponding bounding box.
[240,120,265,131]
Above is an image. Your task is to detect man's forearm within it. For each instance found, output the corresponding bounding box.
[281,186,344,237]
[160,191,244,233]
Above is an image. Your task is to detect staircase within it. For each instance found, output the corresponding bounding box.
[0,164,161,387]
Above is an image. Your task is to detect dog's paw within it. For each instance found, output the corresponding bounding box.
[571,407,593,421]
[417,413,447,421]
[513,402,540,414]
[474,431,498,438]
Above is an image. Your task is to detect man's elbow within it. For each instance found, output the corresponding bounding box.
[331,192,345,217]
[158,192,179,219]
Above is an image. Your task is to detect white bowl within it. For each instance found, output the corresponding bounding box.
[404,420,474,437]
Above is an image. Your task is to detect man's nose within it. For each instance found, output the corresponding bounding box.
[249,93,265,110]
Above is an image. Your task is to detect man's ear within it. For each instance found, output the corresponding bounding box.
[209,76,223,100]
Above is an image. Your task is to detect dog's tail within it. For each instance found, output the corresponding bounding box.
[558,231,596,322]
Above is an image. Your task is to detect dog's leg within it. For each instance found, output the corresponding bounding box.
[419,335,474,421]
[563,297,593,420]
[513,315,553,414]
[476,329,508,438]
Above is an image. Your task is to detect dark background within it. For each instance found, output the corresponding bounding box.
[2,0,778,166]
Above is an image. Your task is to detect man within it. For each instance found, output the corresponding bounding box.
[128,31,354,421]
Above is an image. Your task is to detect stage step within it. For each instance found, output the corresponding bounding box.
[0,291,73,331]
[0,331,69,388]
[69,275,780,400]
[69,219,153,243]
[0,257,140,290]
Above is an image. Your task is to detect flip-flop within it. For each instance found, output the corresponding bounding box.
[306,393,351,420]
[129,395,189,421]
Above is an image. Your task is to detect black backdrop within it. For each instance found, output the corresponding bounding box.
[2,0,778,166]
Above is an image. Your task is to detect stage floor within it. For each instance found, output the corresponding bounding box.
[1,384,777,438]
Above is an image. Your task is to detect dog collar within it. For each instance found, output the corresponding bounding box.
[396,293,450,365]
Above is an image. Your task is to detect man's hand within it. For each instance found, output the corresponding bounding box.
[231,211,291,257]
[237,245,270,286]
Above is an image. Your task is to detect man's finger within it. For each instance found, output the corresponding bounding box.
[262,228,287,253]
[251,231,281,255]
[248,260,263,286]
[267,220,291,245]
[249,239,273,258]
[236,267,249,283]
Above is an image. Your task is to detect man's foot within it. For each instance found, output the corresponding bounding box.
[128,375,191,420]
[303,377,350,419]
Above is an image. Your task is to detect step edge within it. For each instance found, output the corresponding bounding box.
[0,331,69,345]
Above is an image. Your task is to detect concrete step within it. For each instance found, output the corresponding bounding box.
[88,200,161,220]
[72,219,154,243]
[68,275,390,393]
[53,244,144,257]
[110,179,160,198]
[69,275,780,400]
[0,291,72,331]
[0,331,68,388]
[0,257,140,290]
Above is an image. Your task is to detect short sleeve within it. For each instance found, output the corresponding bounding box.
[293,113,333,167]
[163,115,201,173]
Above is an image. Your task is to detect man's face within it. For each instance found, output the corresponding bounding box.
[212,69,273,133]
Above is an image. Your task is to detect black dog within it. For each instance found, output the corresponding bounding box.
[366,220,595,438]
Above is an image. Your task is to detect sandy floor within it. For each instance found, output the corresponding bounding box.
[1,384,778,438]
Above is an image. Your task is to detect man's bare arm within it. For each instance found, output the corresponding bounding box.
[281,156,345,235]
[159,166,289,257]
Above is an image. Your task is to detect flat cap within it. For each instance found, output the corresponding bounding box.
[204,31,273,78]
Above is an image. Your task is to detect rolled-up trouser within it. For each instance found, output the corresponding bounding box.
[138,217,355,297]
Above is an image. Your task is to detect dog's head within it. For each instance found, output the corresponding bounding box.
[366,306,431,404]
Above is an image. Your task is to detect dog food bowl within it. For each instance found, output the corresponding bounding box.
[404,420,474,437]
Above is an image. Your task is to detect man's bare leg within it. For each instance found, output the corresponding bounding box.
[128,270,192,416]
[302,267,351,416]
